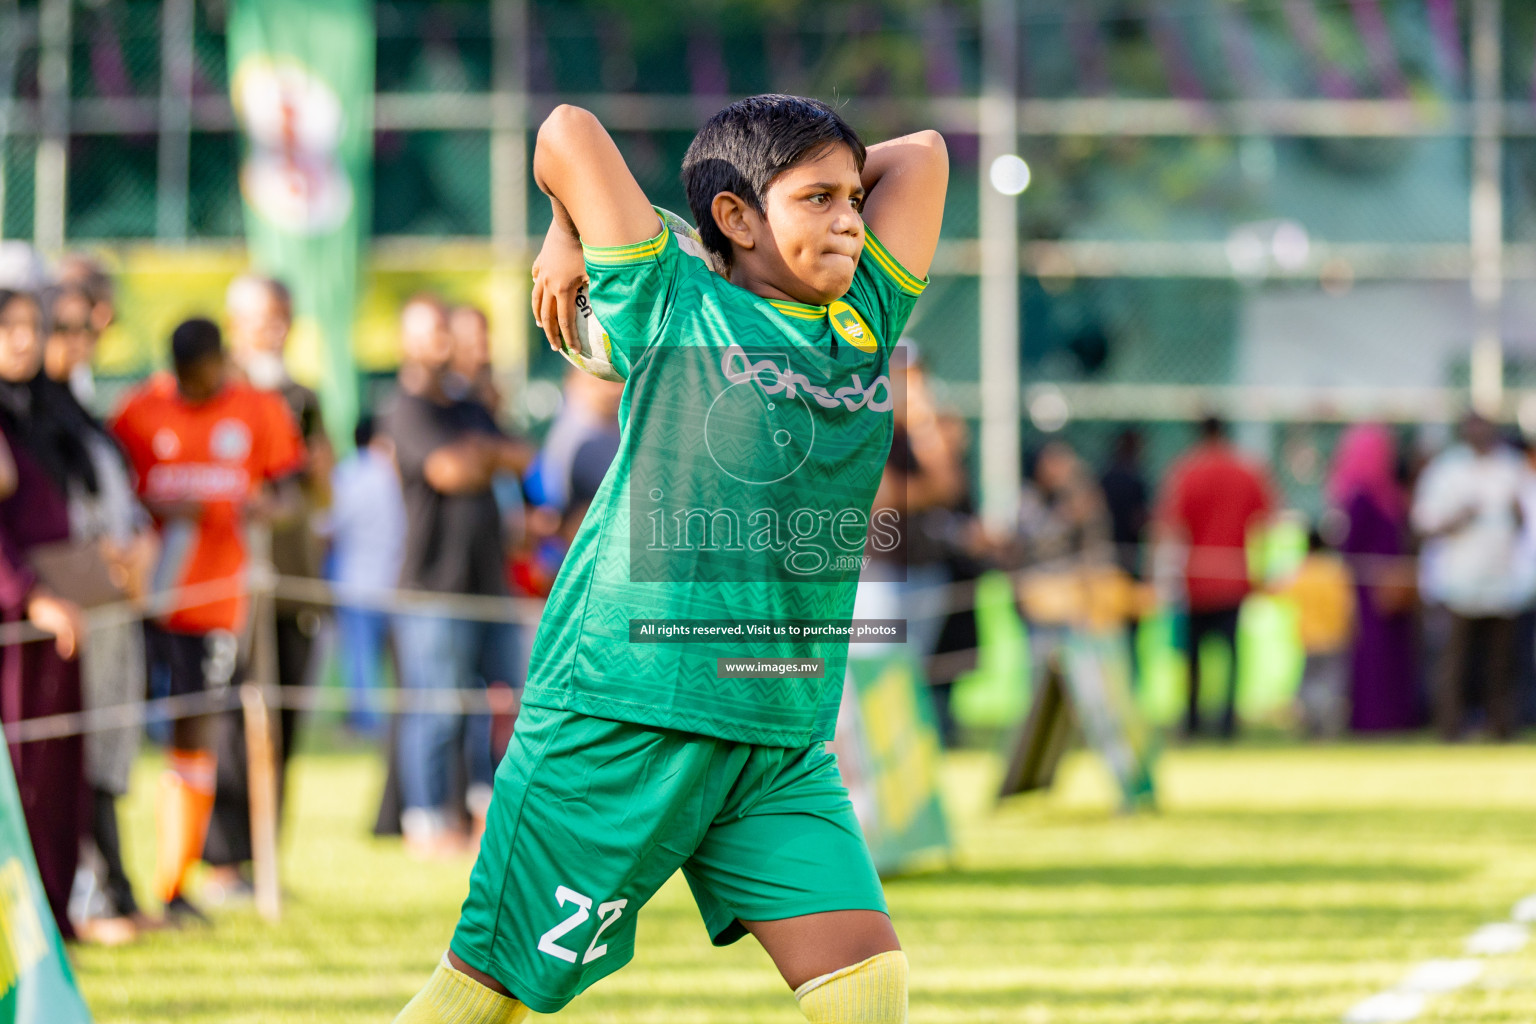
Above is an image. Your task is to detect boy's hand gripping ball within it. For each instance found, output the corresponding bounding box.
[561,208,711,383]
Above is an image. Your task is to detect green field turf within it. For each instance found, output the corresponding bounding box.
[73,740,1536,1023]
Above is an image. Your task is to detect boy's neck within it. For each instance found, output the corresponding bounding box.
[726,256,830,308]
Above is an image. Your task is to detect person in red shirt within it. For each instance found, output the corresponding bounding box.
[111,318,305,920]
[1157,416,1275,739]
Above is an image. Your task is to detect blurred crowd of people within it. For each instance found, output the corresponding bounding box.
[1,249,1534,955]
[888,399,1536,750]
[0,255,622,950]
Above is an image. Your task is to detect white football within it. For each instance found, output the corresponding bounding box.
[561,207,712,383]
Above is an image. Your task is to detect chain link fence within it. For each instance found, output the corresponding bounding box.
[4,1,1536,510]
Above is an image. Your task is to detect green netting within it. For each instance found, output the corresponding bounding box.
[187,131,242,238]
[1,136,37,239]
[67,134,157,239]
[0,0,1525,500]
[373,131,491,236]
[70,1,162,99]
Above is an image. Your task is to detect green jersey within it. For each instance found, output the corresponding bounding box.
[521,215,927,746]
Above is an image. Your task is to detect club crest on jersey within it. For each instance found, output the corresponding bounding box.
[210,419,253,462]
[828,301,878,353]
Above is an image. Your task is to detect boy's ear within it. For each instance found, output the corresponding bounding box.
[711,191,757,253]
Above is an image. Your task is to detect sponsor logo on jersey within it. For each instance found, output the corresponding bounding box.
[828,301,878,353]
[144,464,252,503]
[210,419,254,461]
[152,428,181,460]
[720,344,892,412]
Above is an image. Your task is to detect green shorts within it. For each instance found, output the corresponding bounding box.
[449,703,887,1014]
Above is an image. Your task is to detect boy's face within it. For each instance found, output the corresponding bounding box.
[754,143,866,305]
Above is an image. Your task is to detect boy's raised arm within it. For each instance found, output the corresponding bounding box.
[534,105,661,248]
[531,105,662,350]
[858,130,949,280]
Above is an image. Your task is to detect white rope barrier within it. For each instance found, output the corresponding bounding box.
[0,684,515,745]
[0,538,1429,744]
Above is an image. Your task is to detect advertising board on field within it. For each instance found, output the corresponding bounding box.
[833,651,951,877]
[0,749,93,1023]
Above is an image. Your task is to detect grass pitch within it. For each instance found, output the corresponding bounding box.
[74,740,1536,1022]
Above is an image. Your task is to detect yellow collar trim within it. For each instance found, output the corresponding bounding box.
[767,299,826,320]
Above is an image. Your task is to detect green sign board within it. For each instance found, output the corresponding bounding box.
[0,748,93,1022]
[834,653,951,876]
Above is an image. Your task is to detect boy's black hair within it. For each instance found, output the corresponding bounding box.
[682,94,866,266]
[171,317,223,375]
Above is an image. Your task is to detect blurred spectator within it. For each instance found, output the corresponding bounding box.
[855,342,965,662]
[1016,441,1112,569]
[0,243,50,294]
[0,428,13,497]
[1281,528,1355,737]
[448,304,502,416]
[43,283,160,941]
[1328,424,1421,732]
[1517,439,1536,727]
[1157,416,1275,739]
[51,253,115,407]
[1100,428,1150,579]
[924,412,989,744]
[448,304,526,585]
[524,368,622,513]
[384,295,532,858]
[200,275,331,901]
[1010,440,1112,671]
[111,318,305,921]
[0,287,88,940]
[325,415,406,735]
[1412,413,1528,741]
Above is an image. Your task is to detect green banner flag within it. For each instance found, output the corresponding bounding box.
[833,653,951,876]
[0,748,93,1022]
[228,0,374,447]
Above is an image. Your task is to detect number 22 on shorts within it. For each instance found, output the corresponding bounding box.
[537,885,629,965]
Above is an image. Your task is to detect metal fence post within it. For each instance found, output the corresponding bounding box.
[156,0,195,244]
[979,0,1021,534]
[492,0,531,425]
[1469,0,1504,418]
[32,0,68,255]
[245,528,282,923]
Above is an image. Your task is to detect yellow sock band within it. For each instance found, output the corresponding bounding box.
[794,950,909,1023]
[392,956,529,1024]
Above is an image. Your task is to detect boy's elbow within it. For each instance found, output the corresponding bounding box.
[536,105,603,162]
[541,104,600,138]
[915,129,948,155]
[901,130,948,194]
[912,130,949,170]
[535,105,601,192]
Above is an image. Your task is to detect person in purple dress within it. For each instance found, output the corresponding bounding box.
[1327,424,1422,732]
[0,287,89,939]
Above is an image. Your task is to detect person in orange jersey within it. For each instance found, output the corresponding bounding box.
[110,318,305,923]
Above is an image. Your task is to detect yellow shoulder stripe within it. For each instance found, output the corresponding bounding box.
[863,233,927,295]
[583,224,671,265]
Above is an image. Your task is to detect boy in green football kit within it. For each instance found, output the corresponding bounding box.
[395,95,947,1024]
